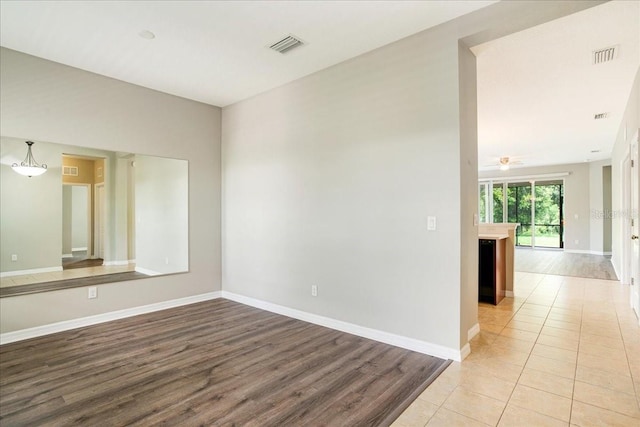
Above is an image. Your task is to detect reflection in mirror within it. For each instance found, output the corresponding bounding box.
[0,136,189,297]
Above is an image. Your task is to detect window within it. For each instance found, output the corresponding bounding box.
[480,179,564,248]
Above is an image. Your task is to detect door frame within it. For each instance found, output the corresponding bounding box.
[94,183,106,260]
[628,131,639,320]
[62,183,92,259]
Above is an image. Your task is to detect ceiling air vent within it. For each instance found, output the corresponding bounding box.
[269,35,304,54]
[592,45,618,64]
[594,113,609,120]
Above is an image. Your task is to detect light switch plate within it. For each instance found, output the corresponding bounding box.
[427,216,437,231]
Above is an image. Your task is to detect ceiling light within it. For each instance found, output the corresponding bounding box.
[138,30,155,40]
[499,156,510,171]
[12,141,48,177]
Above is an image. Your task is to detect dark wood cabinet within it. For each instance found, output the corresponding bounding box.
[478,237,506,305]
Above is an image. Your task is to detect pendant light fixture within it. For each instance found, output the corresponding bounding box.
[11,141,48,177]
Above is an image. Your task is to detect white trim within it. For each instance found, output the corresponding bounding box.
[0,266,63,278]
[467,323,480,341]
[104,260,134,266]
[62,254,73,259]
[564,249,613,256]
[505,290,514,297]
[221,291,463,361]
[479,172,570,183]
[612,262,623,284]
[135,267,162,276]
[0,292,221,345]
[459,343,471,361]
[71,247,88,252]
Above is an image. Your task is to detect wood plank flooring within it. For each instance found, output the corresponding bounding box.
[0,299,449,426]
[515,248,618,280]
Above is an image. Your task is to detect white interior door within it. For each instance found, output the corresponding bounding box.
[630,133,639,320]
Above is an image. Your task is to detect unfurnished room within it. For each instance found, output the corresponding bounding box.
[0,1,639,426]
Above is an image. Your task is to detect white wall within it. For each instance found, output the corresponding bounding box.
[611,68,640,278]
[222,1,595,356]
[62,185,72,255]
[603,165,612,253]
[589,160,612,255]
[135,155,189,275]
[71,186,89,250]
[0,48,221,333]
[459,41,480,346]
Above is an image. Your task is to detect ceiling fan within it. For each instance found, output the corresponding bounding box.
[484,156,523,171]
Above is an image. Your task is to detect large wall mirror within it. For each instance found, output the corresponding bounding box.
[0,136,189,297]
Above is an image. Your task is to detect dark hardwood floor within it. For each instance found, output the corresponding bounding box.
[0,299,449,426]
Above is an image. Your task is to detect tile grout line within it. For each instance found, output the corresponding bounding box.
[568,278,585,427]
[494,273,555,426]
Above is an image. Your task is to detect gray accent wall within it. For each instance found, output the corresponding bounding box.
[0,47,221,333]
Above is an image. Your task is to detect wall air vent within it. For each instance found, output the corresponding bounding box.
[594,113,609,120]
[592,45,618,64]
[63,166,78,176]
[269,35,304,54]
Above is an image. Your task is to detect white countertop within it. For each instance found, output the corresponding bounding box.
[479,233,509,240]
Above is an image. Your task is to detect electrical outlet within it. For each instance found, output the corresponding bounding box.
[165,257,169,265]
[574,240,579,245]
[11,254,17,262]
[88,287,97,299]
[311,285,318,297]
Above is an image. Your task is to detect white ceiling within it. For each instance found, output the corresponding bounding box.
[473,0,639,171]
[0,0,496,107]
[0,1,637,171]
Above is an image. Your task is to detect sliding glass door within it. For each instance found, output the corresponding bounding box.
[507,182,532,247]
[533,181,563,248]
[481,179,564,248]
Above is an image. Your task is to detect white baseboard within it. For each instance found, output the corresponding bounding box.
[221,291,463,362]
[104,260,134,266]
[505,290,514,297]
[564,249,611,256]
[467,323,480,341]
[460,343,471,361]
[72,247,88,252]
[62,254,73,259]
[0,292,221,345]
[2,291,467,362]
[0,266,63,278]
[135,267,162,276]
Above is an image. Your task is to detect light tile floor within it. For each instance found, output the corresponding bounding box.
[0,264,136,288]
[393,272,640,426]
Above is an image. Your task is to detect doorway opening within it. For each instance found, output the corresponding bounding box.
[61,154,106,270]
